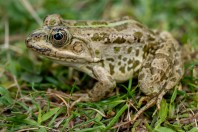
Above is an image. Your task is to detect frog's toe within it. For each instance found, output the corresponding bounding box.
[78,94,91,102]
[156,89,168,109]
[156,97,162,110]
[130,97,157,124]
[69,93,91,102]
[138,96,151,106]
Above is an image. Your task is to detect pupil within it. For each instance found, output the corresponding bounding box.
[54,32,63,40]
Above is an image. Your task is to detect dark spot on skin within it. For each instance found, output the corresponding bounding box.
[100,32,109,37]
[159,75,166,82]
[91,21,108,25]
[49,20,57,26]
[128,59,133,65]
[95,50,100,56]
[127,47,132,54]
[133,60,140,68]
[118,55,122,59]
[151,68,164,77]
[101,61,105,67]
[155,53,172,65]
[138,73,145,80]
[74,21,88,26]
[143,44,157,56]
[114,47,121,53]
[170,77,177,82]
[175,53,179,57]
[148,34,155,41]
[91,33,100,41]
[86,66,93,71]
[91,32,111,43]
[123,57,127,62]
[104,91,111,97]
[143,62,150,68]
[134,32,143,43]
[135,22,144,28]
[176,69,183,76]
[174,60,179,66]
[162,82,167,88]
[135,49,139,56]
[127,66,133,71]
[43,14,62,26]
[114,23,128,31]
[106,58,114,62]
[118,61,121,65]
[119,66,125,73]
[148,29,155,35]
[143,45,149,53]
[109,63,115,75]
[113,37,126,44]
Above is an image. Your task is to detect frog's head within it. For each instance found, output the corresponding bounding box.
[25,14,98,65]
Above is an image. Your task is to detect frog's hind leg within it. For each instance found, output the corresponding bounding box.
[133,31,184,122]
[154,31,184,109]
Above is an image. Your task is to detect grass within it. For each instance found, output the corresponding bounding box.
[0,0,198,131]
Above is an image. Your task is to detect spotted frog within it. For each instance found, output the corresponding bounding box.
[25,14,184,122]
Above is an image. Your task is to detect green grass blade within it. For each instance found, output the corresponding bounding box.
[41,107,60,123]
[105,103,128,130]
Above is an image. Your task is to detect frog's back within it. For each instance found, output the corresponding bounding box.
[66,18,157,45]
[63,18,160,82]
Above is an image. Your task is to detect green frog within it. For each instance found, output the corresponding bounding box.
[25,14,184,123]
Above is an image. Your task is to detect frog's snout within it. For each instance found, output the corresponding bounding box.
[25,31,48,47]
[25,35,32,47]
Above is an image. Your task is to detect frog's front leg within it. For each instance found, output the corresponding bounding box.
[132,32,183,123]
[88,66,116,101]
[70,66,116,102]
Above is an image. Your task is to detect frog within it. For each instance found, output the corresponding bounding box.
[25,14,184,123]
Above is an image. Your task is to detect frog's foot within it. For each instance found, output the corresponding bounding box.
[86,66,116,102]
[131,89,168,124]
[86,81,116,102]
[69,93,91,101]
[131,96,157,124]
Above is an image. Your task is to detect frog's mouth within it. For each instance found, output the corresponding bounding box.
[25,32,52,54]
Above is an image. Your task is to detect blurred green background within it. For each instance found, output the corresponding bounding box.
[0,0,198,131]
[1,0,198,46]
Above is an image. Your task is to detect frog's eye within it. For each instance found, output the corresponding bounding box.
[54,32,64,40]
[49,27,71,48]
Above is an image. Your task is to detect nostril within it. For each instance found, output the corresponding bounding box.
[25,36,31,45]
[25,33,40,45]
[32,33,38,38]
